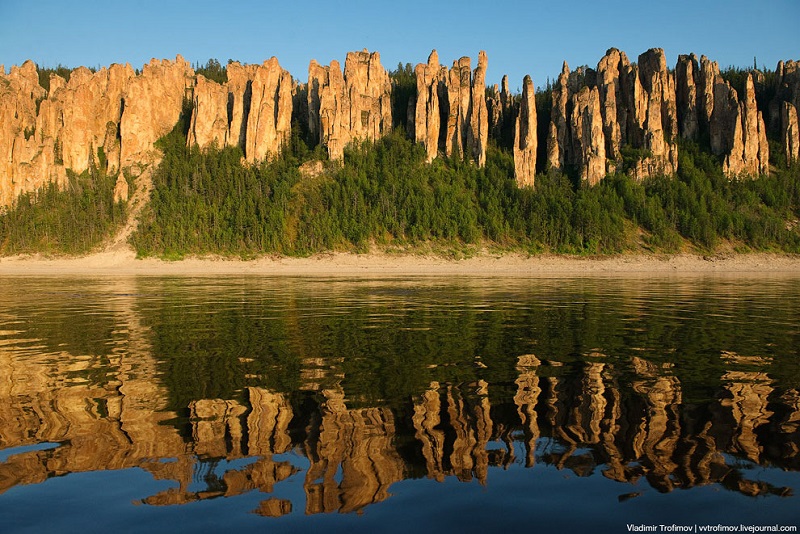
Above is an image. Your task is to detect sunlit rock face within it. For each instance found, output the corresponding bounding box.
[307,49,392,161]
[120,56,194,168]
[513,75,537,187]
[570,86,606,186]
[412,50,489,167]
[414,50,446,163]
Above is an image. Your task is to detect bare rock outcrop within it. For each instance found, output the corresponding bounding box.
[627,48,679,178]
[487,75,512,143]
[676,54,699,140]
[445,56,473,160]
[469,51,489,167]
[307,49,392,161]
[723,74,769,175]
[513,75,537,187]
[698,55,719,130]
[244,57,294,162]
[120,56,195,167]
[596,49,630,161]
[774,60,800,164]
[0,60,58,206]
[414,50,445,162]
[188,75,229,149]
[783,102,800,164]
[226,62,259,149]
[546,62,571,171]
[570,86,606,185]
[414,50,489,167]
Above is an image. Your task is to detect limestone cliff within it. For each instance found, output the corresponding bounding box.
[0,47,797,208]
[0,60,63,206]
[513,75,537,187]
[307,49,392,161]
[774,60,800,164]
[570,86,606,185]
[187,74,229,149]
[596,48,630,160]
[626,48,679,179]
[414,50,489,167]
[120,56,194,168]
[414,50,446,162]
[675,54,699,140]
[244,58,294,162]
[469,51,489,167]
[546,62,571,171]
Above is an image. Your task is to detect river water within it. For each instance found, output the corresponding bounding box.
[0,275,799,533]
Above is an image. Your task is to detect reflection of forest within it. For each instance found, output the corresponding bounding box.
[2,342,797,514]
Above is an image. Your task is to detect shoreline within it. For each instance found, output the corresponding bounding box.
[1,250,800,277]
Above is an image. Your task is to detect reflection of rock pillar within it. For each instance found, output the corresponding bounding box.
[189,399,247,458]
[305,387,404,515]
[412,382,446,481]
[514,355,542,467]
[631,357,682,491]
[576,361,607,444]
[720,353,774,463]
[247,387,293,456]
[444,381,493,484]
[779,389,800,434]
[473,380,492,484]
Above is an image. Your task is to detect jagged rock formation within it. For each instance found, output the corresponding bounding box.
[0,60,64,207]
[119,56,194,168]
[773,60,800,164]
[469,51,489,167]
[570,86,606,185]
[546,62,571,172]
[626,48,679,179]
[307,49,392,161]
[414,50,446,163]
[189,58,294,162]
[187,74,229,149]
[414,50,489,167]
[675,54,699,141]
[724,74,770,175]
[1,47,797,208]
[0,57,193,207]
[596,48,629,161]
[245,58,294,162]
[487,75,513,142]
[783,102,799,163]
[513,75,537,187]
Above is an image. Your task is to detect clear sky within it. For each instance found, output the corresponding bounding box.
[1,0,798,92]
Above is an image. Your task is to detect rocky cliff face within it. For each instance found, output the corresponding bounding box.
[244,58,294,162]
[414,50,489,167]
[120,56,194,168]
[513,75,537,187]
[0,47,797,208]
[774,60,800,165]
[0,57,193,207]
[414,50,446,162]
[675,54,699,141]
[307,49,392,161]
[189,59,294,162]
[625,48,679,179]
[570,86,606,185]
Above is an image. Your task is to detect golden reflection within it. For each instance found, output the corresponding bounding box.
[1,279,799,512]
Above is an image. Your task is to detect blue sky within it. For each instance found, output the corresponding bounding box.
[1,0,797,92]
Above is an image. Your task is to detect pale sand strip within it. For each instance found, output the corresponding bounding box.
[1,250,800,277]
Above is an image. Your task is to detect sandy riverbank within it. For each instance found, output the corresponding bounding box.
[1,249,800,277]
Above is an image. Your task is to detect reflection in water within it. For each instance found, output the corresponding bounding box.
[0,276,799,521]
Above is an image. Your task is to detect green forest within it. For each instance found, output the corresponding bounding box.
[1,60,799,258]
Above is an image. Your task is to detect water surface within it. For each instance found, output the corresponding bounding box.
[1,275,799,532]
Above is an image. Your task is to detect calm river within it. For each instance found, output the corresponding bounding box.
[1,275,799,533]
